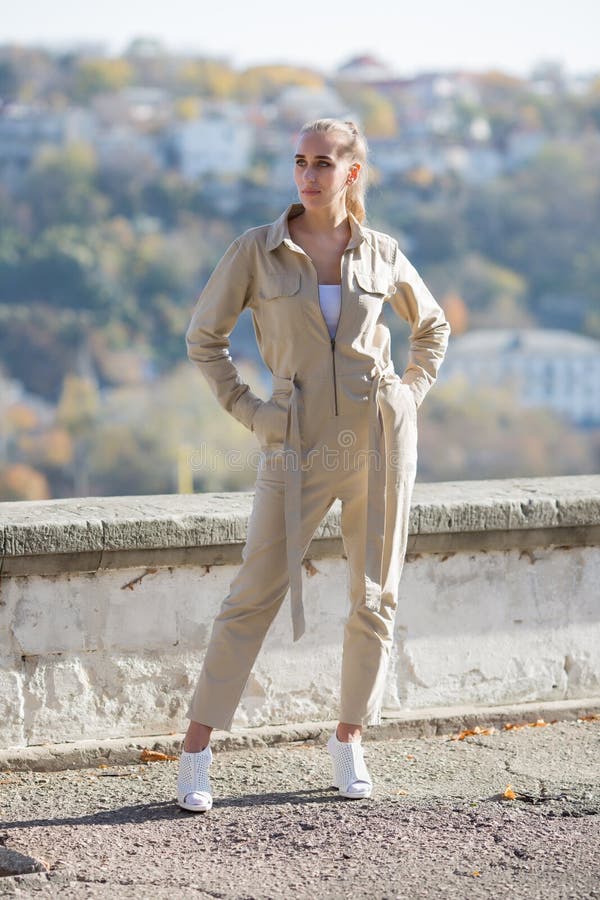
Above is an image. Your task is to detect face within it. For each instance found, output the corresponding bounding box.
[293,130,360,210]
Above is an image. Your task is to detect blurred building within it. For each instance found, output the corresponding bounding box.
[94,124,164,175]
[92,87,172,129]
[272,85,351,128]
[0,103,95,187]
[169,103,254,180]
[438,328,600,427]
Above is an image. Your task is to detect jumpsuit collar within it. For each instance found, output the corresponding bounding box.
[265,202,372,253]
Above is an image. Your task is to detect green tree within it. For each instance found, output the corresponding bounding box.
[72,58,133,101]
[236,65,324,102]
[24,143,108,231]
[177,59,237,98]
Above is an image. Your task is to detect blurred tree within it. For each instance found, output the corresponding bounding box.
[425,253,531,329]
[406,166,436,190]
[441,291,469,334]
[358,89,397,138]
[23,143,107,231]
[407,202,468,264]
[177,59,237,98]
[0,304,89,400]
[466,138,600,328]
[19,426,73,469]
[57,373,99,431]
[140,172,193,226]
[87,360,267,496]
[416,374,596,482]
[0,60,18,102]
[72,58,134,102]
[236,65,324,101]
[14,227,114,314]
[579,76,600,131]
[57,373,100,495]
[0,463,50,501]
[5,403,39,433]
[174,96,202,120]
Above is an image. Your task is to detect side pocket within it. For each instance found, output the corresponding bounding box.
[252,398,288,447]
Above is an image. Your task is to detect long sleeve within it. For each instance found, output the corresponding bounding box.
[185,237,263,431]
[388,243,451,408]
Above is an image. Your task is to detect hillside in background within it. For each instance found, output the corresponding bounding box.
[1,44,599,499]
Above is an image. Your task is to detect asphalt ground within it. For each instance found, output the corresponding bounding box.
[1,717,599,899]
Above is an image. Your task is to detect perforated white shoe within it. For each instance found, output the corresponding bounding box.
[177,746,213,812]
[327,732,373,799]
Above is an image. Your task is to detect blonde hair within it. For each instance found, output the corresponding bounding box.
[298,118,369,224]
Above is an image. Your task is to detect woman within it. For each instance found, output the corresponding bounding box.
[178,118,451,811]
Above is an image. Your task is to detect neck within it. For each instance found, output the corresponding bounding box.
[297,202,350,237]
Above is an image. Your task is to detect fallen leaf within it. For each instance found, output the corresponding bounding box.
[406,754,415,760]
[140,749,178,762]
[471,869,481,877]
[579,714,600,722]
[503,785,517,800]
[394,789,409,795]
[303,559,319,576]
[451,725,497,741]
[504,718,548,731]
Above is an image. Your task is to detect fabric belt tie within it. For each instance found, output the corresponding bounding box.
[364,360,398,613]
[280,373,304,643]
[273,361,407,643]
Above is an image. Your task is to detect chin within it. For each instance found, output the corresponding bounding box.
[300,193,326,205]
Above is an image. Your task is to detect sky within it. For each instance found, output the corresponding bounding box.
[2,0,599,78]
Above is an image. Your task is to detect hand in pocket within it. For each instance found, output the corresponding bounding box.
[252,399,288,447]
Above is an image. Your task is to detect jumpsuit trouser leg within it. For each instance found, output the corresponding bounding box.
[337,460,416,726]
[185,467,338,731]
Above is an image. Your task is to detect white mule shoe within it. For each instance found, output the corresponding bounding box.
[327,732,373,799]
[177,746,213,812]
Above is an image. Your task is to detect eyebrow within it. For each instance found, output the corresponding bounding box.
[294,154,334,160]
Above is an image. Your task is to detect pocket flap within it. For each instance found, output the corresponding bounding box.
[354,270,391,296]
[258,273,301,300]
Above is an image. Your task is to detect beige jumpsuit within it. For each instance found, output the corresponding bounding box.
[184,202,451,730]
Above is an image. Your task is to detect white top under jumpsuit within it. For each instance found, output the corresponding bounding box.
[318,284,342,339]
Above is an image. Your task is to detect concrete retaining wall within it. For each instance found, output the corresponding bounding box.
[1,475,599,750]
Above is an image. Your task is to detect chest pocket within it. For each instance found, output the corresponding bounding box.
[354,270,392,298]
[256,272,303,340]
[353,270,391,335]
[258,273,301,301]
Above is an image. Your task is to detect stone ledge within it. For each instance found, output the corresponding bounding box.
[1,697,598,773]
[3,525,600,577]
[1,475,599,576]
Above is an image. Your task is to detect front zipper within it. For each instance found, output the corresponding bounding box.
[310,263,341,417]
[331,337,339,416]
[289,248,343,418]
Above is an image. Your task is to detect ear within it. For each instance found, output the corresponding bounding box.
[348,162,361,181]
